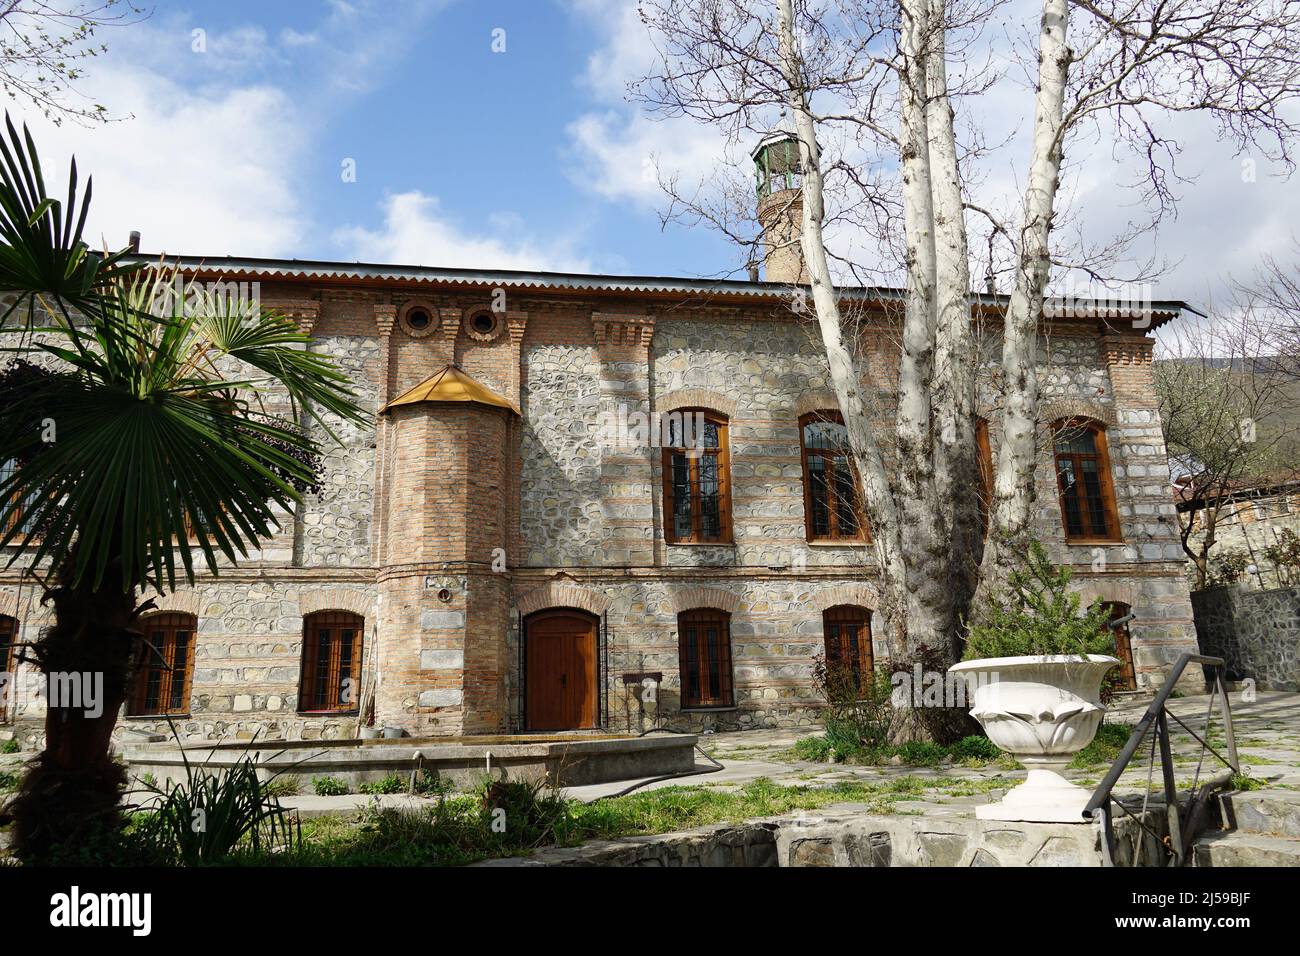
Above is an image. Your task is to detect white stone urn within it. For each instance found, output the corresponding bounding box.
[948,655,1119,823]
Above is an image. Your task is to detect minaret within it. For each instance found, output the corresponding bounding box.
[751,122,807,285]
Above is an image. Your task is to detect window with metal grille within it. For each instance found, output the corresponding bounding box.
[128,613,196,717]
[800,412,867,541]
[662,410,732,544]
[1,613,17,675]
[678,608,734,709]
[1052,419,1121,542]
[299,611,364,714]
[823,605,873,687]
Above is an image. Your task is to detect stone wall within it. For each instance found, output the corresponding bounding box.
[1192,584,1300,691]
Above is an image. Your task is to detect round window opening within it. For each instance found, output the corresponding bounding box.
[406,307,432,331]
[473,312,496,334]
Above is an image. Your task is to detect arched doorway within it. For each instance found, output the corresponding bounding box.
[525,609,598,731]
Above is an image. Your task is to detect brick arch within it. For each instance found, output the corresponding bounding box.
[140,591,203,617]
[671,587,741,615]
[298,589,373,619]
[1039,398,1116,427]
[811,583,881,612]
[1073,578,1136,609]
[656,388,737,419]
[516,581,611,618]
[794,390,840,419]
[0,591,47,622]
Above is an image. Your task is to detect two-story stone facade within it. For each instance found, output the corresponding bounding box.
[0,258,1201,744]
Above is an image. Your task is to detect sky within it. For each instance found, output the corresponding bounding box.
[11,0,1300,312]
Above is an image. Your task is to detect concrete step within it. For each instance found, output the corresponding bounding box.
[1194,831,1300,867]
[1217,790,1300,838]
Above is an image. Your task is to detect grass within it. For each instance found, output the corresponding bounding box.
[1068,722,1135,769]
[186,773,1015,867]
[789,733,1002,769]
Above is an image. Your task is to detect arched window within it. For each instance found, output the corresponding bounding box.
[1052,419,1121,542]
[299,611,364,714]
[1,458,37,536]
[822,606,873,687]
[678,608,734,709]
[129,613,197,717]
[662,409,732,544]
[1103,602,1137,690]
[800,412,867,541]
[975,417,994,537]
[1,613,17,674]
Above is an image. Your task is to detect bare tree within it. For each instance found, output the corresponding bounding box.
[635,0,1300,682]
[0,0,147,125]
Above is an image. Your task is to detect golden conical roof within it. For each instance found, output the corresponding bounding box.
[380,364,519,415]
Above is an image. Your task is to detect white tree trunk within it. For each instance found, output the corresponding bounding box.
[980,0,1072,601]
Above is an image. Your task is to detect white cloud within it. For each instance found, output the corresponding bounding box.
[26,51,308,257]
[334,191,594,272]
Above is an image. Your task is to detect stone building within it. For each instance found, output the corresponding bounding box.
[0,139,1202,743]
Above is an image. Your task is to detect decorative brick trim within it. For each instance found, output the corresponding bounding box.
[506,310,528,345]
[592,312,655,349]
[657,388,738,419]
[1072,578,1136,609]
[1039,398,1116,427]
[811,583,881,612]
[397,299,440,339]
[463,306,507,343]
[516,581,611,617]
[0,590,48,623]
[671,587,741,614]
[298,589,373,619]
[794,390,840,419]
[439,308,463,338]
[141,591,204,617]
[374,303,398,336]
[274,299,320,335]
[1101,335,1155,367]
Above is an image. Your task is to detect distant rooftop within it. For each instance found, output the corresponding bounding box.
[137,253,1202,324]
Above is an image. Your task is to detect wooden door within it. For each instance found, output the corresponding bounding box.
[526,611,597,730]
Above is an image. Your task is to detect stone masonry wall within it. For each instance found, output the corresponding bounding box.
[1192,583,1300,690]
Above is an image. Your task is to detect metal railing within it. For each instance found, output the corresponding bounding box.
[1084,652,1239,867]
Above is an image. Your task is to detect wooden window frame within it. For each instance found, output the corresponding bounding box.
[298,611,364,715]
[799,411,869,543]
[677,608,735,710]
[128,613,197,718]
[822,605,873,690]
[661,409,733,545]
[0,614,17,675]
[1,458,39,541]
[975,417,993,538]
[1052,418,1122,544]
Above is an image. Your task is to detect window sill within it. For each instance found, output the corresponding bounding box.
[297,710,360,718]
[1064,537,1125,547]
[666,540,736,547]
[123,713,191,720]
[680,705,739,713]
[805,538,871,547]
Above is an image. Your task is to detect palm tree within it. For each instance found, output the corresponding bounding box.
[0,116,367,861]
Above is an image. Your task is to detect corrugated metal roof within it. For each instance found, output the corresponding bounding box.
[381,364,519,415]
[139,253,1202,320]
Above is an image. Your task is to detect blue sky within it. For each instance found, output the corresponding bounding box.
[17,0,1300,307]
[24,0,740,278]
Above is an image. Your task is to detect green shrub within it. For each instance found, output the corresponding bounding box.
[895,740,946,766]
[811,657,894,758]
[793,735,833,762]
[0,769,19,792]
[312,776,349,797]
[262,776,301,798]
[132,756,301,865]
[949,735,1000,761]
[964,541,1115,659]
[1,738,19,754]
[413,769,451,796]
[359,773,406,795]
